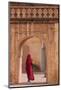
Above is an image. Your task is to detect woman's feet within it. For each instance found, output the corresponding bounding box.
[28,79,30,83]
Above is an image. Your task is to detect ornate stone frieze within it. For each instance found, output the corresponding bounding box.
[9,2,59,23]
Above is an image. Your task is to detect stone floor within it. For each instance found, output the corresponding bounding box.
[9,73,47,88]
[21,73,47,83]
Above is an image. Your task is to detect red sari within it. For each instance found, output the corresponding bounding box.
[26,54,34,81]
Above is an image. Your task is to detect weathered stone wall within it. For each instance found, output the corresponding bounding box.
[46,23,58,84]
[10,23,59,84]
[9,2,59,85]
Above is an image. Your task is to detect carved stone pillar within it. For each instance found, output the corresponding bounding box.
[47,24,58,84]
[9,24,18,84]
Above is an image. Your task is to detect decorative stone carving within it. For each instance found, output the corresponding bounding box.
[9,2,59,86]
[10,7,58,19]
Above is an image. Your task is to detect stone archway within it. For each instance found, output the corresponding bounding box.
[9,2,59,86]
[18,36,47,83]
[10,22,59,85]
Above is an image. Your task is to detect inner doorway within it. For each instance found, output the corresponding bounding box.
[19,36,47,83]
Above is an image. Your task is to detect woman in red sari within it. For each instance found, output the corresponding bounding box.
[26,54,34,82]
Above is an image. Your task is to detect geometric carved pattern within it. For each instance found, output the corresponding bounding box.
[9,2,59,23]
[10,8,58,19]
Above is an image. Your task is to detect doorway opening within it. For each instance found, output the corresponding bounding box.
[19,36,47,83]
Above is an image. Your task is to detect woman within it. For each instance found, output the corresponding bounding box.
[26,54,34,82]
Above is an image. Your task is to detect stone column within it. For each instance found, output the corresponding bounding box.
[18,48,23,83]
[10,24,18,84]
[15,24,21,83]
[27,23,29,36]
[54,23,59,84]
[31,23,34,36]
[47,24,58,84]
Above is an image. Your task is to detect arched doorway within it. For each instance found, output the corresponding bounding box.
[18,36,47,83]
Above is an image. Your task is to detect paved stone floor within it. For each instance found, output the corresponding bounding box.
[9,73,47,88]
[21,73,47,83]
